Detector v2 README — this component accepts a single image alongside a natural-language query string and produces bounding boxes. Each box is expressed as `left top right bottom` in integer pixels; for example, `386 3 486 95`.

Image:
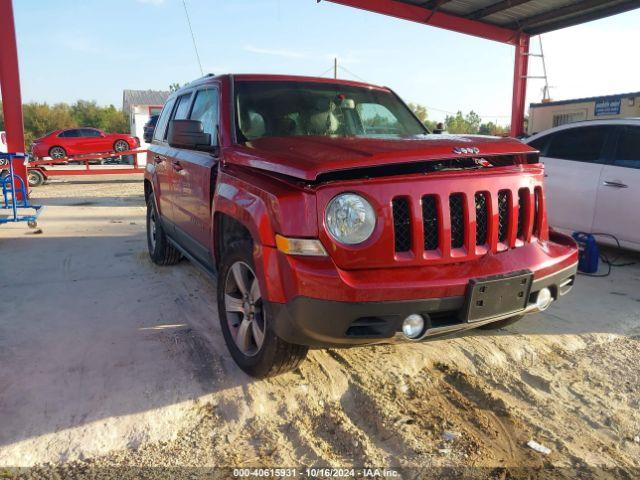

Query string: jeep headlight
325 193 376 245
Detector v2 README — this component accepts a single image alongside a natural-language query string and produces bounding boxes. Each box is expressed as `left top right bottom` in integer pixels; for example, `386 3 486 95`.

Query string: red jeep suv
144 74 578 378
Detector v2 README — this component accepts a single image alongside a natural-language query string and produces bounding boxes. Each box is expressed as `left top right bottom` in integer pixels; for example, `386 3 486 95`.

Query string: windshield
235 80 427 142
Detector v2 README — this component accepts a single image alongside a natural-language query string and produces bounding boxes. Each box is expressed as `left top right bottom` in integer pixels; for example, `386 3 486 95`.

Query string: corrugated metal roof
391 0 640 35
122 89 170 113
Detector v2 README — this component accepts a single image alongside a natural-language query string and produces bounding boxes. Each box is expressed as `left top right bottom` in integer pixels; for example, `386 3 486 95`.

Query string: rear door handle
172 160 183 172
603 180 628 188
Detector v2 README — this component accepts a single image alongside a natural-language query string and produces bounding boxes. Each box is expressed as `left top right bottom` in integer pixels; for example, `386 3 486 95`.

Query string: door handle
172 161 183 172
153 155 164 164
602 180 628 188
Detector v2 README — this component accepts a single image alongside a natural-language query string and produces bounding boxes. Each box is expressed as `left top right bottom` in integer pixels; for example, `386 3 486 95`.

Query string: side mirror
167 120 215 151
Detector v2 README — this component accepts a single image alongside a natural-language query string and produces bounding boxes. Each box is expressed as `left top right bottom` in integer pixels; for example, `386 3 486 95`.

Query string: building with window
122 89 170 148
528 91 640 135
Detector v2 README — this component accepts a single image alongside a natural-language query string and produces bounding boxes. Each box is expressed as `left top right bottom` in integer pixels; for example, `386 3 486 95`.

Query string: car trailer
24 149 148 187
0 152 43 228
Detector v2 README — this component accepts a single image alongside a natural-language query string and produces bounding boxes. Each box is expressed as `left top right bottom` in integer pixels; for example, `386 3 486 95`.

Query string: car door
171 86 220 265
79 128 106 154
592 125 640 248
533 125 612 234
148 97 177 222
158 92 194 229
58 129 80 154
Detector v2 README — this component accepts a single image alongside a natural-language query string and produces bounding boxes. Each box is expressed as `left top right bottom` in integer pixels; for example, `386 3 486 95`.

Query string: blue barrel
572 232 599 274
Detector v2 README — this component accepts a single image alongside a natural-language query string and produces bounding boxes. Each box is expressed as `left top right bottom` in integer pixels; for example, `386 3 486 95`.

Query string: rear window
546 126 610 163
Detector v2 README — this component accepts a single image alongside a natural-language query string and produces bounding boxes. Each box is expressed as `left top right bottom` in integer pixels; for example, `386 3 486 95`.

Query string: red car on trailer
31 128 139 160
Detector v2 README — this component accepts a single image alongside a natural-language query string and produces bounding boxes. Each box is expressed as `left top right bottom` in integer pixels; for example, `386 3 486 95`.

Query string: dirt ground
1 176 639 479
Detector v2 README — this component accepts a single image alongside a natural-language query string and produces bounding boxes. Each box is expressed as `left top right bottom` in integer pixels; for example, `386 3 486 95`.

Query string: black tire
48 146 66 159
27 170 45 187
114 140 130 153
146 195 182 266
217 242 308 378
478 314 525 330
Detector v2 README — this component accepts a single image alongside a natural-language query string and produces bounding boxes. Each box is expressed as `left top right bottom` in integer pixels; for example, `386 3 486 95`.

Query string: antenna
525 35 553 102
182 0 204 76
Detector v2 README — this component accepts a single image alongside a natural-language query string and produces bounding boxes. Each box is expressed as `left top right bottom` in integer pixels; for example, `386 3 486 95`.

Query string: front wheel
217 242 308 378
114 140 130 153
146 196 182 266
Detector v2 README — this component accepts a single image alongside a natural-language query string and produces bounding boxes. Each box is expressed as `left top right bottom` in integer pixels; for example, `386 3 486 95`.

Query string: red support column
510 33 530 138
0 0 28 196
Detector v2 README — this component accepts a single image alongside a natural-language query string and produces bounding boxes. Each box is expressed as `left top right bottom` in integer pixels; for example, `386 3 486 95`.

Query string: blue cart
0 152 43 227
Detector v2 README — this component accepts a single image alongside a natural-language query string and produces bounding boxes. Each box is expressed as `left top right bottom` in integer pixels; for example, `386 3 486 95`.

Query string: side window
189 88 219 145
81 129 101 137
153 98 176 142
528 134 551 155
60 129 80 138
173 93 193 120
546 126 609 163
613 126 640 169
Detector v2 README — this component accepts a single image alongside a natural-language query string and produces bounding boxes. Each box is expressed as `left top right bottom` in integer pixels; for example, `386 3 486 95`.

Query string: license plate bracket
462 270 533 322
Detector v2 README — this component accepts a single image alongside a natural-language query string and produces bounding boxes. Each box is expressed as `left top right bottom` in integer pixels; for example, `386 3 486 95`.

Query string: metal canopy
402 0 640 36
327 0 640 43
324 0 640 137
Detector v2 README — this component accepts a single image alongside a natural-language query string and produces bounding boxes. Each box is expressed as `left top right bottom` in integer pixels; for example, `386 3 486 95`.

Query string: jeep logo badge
453 147 480 155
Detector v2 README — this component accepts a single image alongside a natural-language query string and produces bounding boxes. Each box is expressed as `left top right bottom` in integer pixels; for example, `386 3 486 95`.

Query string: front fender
213 169 318 303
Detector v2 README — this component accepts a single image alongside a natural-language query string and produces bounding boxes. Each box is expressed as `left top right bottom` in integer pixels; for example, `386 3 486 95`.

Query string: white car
525 119 640 251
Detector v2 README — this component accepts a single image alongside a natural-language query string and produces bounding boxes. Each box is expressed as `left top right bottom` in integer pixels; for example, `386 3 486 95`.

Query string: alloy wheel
50 147 65 159
148 207 157 251
224 261 265 357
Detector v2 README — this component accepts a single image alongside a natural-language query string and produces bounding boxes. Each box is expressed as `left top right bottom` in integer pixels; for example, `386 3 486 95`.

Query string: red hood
227 135 535 181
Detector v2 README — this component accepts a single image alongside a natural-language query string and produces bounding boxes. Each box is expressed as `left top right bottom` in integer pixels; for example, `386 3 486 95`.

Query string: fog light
535 288 553 311
402 314 425 339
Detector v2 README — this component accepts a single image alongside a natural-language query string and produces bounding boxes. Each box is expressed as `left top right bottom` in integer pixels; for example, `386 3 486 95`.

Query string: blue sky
13 0 640 125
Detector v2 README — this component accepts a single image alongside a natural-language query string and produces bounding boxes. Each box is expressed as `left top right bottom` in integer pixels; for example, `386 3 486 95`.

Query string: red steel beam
510 34 530 137
0 0 28 197
325 0 519 44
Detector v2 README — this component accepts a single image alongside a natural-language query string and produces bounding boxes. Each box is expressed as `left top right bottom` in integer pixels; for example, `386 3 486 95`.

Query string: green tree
408 102 436 131
444 110 482 134
479 121 510 136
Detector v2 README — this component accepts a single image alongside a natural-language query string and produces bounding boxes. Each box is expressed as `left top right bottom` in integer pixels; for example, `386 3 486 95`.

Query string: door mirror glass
167 119 214 151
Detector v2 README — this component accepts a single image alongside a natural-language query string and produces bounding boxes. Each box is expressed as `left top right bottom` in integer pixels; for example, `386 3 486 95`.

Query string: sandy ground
1 176 639 478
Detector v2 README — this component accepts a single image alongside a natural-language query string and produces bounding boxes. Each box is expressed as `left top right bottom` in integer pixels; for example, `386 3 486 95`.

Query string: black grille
422 195 439 251
449 194 465 249
517 188 528 238
392 197 412 252
475 192 488 246
498 190 510 243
